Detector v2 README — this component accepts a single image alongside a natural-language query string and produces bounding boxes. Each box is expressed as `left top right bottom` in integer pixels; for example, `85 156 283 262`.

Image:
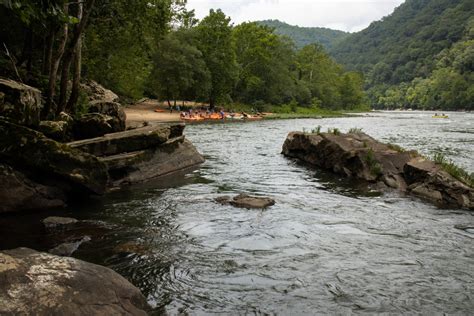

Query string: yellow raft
432 115 449 119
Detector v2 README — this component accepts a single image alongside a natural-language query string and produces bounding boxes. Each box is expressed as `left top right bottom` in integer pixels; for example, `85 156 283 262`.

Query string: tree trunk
66 34 82 112
42 25 55 76
57 0 95 115
43 5 69 119
66 0 84 113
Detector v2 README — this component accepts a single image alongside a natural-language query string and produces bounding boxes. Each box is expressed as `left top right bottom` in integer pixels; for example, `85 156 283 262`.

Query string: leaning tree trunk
42 5 69 119
66 0 84 112
57 0 95 116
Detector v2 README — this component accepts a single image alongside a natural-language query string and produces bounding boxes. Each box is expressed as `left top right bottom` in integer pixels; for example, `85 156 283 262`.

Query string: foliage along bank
0 2 368 116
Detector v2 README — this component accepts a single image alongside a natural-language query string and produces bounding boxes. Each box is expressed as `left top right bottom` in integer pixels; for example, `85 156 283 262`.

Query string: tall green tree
233 22 295 105
196 9 237 108
147 30 210 105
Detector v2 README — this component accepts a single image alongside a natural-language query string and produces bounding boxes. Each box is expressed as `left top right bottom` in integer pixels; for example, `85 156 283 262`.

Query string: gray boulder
73 113 116 140
88 100 126 132
282 131 473 209
68 124 204 188
81 80 120 103
0 248 149 315
216 194 275 209
0 78 42 126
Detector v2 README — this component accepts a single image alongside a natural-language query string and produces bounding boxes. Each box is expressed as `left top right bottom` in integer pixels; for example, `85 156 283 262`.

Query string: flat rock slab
0 118 108 195
68 123 185 157
216 194 275 209
0 248 149 315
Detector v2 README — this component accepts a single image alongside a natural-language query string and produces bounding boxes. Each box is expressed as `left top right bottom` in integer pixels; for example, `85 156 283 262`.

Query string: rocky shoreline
0 78 205 314
282 131 473 209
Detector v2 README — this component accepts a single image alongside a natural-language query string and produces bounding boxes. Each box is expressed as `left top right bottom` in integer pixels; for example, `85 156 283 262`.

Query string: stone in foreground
282 131 473 209
0 248 149 315
216 194 275 209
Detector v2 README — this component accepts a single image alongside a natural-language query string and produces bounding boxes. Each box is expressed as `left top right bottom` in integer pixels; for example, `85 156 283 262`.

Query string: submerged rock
0 78 42 126
216 194 275 209
48 236 91 256
42 216 79 229
0 248 149 315
282 131 473 209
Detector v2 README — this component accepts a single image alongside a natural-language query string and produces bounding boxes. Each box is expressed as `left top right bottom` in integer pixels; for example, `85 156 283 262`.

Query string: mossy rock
0 118 108 194
38 120 71 142
0 78 42 127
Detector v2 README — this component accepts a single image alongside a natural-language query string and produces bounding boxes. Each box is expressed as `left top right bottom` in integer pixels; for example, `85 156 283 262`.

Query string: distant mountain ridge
329 0 473 110
257 20 349 49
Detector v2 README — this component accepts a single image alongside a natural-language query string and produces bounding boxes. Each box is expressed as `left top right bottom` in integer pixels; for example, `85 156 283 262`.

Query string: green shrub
387 143 406 152
432 153 474 187
348 127 363 134
365 148 383 177
327 127 341 135
311 125 322 134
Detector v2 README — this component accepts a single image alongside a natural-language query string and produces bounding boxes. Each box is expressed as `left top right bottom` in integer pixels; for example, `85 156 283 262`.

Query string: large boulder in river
68 123 204 188
0 118 108 194
0 247 149 315
0 78 42 126
282 131 473 209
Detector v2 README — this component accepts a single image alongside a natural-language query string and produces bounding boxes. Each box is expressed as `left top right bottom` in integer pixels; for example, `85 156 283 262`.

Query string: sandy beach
124 99 182 127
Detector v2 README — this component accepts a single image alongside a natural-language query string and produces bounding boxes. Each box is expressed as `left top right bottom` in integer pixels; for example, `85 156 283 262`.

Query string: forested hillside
0 2 367 117
331 0 474 110
258 20 349 49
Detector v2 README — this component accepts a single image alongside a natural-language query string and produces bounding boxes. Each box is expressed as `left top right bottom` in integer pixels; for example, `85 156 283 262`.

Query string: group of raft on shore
179 108 265 122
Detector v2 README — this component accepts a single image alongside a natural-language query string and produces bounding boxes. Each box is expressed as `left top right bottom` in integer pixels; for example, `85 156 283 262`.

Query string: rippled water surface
1 111 473 314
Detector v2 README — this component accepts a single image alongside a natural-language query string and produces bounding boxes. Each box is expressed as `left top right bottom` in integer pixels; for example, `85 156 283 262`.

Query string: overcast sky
186 0 405 32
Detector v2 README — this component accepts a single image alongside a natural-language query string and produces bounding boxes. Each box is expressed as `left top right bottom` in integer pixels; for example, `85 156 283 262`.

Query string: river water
1 111 473 314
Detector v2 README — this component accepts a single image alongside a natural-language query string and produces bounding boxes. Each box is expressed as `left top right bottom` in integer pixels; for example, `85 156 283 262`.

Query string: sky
186 0 406 32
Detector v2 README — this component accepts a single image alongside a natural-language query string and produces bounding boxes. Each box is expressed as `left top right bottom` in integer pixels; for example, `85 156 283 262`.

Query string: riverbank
124 99 360 126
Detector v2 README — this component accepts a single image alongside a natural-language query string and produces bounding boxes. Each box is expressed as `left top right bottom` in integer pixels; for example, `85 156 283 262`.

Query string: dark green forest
1 0 471 115
0 0 366 119
330 0 474 110
257 20 349 50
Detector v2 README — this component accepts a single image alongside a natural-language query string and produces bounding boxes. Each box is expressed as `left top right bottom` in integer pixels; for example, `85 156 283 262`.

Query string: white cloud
186 0 405 32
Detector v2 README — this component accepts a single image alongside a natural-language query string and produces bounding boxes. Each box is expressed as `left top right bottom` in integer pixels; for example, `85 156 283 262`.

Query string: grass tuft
432 153 474 187
348 127 363 134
